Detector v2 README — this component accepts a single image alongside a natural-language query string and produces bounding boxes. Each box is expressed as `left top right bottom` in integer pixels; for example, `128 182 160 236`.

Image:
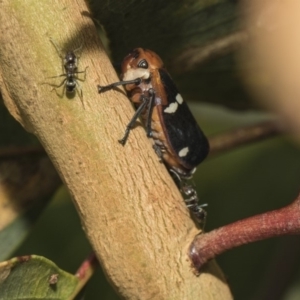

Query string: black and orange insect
98 48 209 225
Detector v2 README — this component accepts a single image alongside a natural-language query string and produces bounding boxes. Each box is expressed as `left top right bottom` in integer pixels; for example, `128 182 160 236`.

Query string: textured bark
0 1 232 299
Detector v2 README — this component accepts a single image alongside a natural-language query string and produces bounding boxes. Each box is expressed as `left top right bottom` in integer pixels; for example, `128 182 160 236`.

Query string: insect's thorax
65 64 77 74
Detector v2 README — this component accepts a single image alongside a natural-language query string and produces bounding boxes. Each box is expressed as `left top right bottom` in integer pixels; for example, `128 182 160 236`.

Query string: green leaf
0 255 79 300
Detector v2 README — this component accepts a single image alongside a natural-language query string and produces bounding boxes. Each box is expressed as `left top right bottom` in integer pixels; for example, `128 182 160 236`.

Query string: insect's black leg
118 94 150 145
47 73 67 79
51 79 67 98
145 89 155 138
75 66 89 81
98 78 141 93
46 77 67 89
74 80 85 108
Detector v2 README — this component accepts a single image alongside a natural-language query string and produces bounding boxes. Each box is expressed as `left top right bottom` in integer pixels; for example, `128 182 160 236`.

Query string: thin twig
173 31 248 74
0 146 46 160
208 120 283 157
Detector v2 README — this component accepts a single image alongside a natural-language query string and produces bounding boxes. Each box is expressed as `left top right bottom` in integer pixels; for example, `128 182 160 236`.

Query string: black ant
170 169 207 228
44 38 88 107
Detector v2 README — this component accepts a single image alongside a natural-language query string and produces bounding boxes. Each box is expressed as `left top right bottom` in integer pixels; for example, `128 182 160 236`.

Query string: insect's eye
138 59 148 69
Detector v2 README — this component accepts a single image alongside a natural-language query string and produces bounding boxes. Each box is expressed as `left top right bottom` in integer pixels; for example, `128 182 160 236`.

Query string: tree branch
0 1 231 299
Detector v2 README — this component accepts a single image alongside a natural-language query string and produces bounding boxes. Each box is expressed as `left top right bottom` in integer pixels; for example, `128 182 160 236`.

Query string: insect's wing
158 69 209 169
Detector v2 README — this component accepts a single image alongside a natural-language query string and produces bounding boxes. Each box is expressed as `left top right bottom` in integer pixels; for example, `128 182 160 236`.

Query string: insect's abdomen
157 69 209 174
162 103 209 170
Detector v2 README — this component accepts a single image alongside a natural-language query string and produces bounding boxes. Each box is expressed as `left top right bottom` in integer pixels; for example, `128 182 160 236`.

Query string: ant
44 38 88 107
170 169 207 228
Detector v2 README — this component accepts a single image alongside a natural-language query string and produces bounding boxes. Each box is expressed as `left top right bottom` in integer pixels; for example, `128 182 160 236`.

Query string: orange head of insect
121 48 164 82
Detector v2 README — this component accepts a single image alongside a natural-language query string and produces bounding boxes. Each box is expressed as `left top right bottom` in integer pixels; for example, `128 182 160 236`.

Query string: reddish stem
68 253 99 299
189 193 300 271
69 253 99 299
75 252 98 280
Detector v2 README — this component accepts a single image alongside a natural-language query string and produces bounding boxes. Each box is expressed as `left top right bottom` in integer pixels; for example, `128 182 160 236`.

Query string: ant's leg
75 66 89 81
46 77 67 89
47 73 67 79
51 80 66 98
75 80 85 108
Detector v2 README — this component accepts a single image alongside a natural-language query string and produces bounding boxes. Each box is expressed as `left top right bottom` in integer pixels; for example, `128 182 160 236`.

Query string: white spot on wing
176 94 183 104
164 102 178 113
123 69 150 81
178 147 189 157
